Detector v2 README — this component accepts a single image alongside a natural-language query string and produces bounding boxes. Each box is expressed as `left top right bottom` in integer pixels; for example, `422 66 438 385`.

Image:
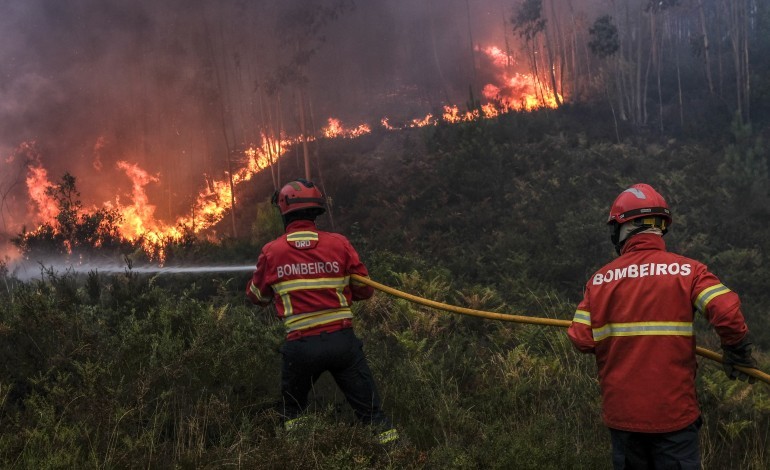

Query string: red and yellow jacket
246 220 374 340
568 234 748 433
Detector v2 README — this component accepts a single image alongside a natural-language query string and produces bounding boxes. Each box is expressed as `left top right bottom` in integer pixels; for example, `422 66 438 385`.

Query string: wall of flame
2 42 559 262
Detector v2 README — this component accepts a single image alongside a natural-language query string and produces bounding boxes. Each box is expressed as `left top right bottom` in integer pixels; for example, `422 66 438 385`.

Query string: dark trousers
280 328 390 428
610 417 702 470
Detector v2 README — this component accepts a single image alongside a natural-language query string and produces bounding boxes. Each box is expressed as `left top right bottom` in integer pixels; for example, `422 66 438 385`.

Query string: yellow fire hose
351 274 770 387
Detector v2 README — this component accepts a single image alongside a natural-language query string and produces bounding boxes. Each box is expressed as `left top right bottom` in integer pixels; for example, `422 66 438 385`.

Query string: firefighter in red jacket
568 183 756 469
246 179 398 445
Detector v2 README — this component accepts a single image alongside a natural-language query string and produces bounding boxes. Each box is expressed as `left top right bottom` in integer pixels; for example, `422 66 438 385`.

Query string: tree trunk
428 0 453 105
276 93 284 186
724 0 750 124
257 86 279 191
569 10 579 99
308 96 334 231
697 0 715 94
297 86 311 180
545 0 564 104
635 20 643 125
676 40 684 129
204 20 238 237
741 0 750 123
464 0 478 103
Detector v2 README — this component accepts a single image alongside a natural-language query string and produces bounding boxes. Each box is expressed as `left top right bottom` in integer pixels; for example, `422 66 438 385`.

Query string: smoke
0 0 524 251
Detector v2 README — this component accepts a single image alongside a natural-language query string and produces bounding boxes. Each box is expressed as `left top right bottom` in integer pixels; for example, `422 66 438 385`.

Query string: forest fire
479 46 561 112
25 163 59 223
113 161 160 241
16 134 289 260
322 118 371 138
9 43 559 262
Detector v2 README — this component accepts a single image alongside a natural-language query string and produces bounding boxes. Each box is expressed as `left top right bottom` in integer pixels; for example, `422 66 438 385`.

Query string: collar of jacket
620 232 666 255
285 219 317 233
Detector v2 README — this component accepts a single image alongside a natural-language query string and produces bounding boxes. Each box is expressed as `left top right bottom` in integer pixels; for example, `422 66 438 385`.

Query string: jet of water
8 258 255 281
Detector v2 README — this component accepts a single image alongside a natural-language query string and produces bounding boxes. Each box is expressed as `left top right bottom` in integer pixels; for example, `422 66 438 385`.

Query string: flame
169 134 289 240
485 46 511 67
114 161 160 241
322 118 371 138
323 118 343 137
479 46 561 111
14 42 561 262
442 106 478 123
410 114 436 127
26 164 58 223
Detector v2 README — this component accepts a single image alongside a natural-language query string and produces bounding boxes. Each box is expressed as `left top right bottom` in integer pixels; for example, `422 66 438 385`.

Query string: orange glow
323 118 343 137
484 46 511 67
16 42 560 261
410 114 436 127
114 161 160 242
26 164 58 223
323 118 371 138
479 46 561 111
481 103 500 118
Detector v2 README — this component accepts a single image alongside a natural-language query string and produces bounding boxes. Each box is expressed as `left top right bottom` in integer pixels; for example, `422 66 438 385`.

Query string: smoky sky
0 0 546 250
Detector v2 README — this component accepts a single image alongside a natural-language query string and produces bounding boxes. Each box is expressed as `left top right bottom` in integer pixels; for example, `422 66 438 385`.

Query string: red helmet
607 183 672 226
272 179 326 215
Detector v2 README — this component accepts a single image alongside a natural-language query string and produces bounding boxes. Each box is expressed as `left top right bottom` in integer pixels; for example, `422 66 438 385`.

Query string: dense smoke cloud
0 0 537 258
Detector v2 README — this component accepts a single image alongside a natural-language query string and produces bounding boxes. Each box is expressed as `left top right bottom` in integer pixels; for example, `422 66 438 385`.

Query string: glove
722 338 757 384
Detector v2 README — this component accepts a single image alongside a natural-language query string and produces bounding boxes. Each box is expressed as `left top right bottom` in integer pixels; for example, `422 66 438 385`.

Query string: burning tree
12 174 132 259
511 0 563 108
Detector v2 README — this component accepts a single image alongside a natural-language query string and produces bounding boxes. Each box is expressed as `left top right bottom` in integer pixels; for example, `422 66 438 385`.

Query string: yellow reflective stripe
276 276 351 319
377 428 400 444
274 276 349 295
694 283 731 313
248 283 271 303
286 231 318 242
284 415 311 431
284 309 353 332
572 309 591 326
280 293 293 317
592 321 693 342
336 286 349 307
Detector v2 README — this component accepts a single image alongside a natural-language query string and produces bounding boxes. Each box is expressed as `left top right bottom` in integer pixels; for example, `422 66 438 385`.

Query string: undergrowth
1 266 767 469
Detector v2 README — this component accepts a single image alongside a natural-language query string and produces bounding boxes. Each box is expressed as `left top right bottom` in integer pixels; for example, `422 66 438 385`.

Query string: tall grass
0 261 768 468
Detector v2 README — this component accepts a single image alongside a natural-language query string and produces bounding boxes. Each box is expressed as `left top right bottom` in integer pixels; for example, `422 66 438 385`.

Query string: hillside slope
235 111 770 347
4 109 770 468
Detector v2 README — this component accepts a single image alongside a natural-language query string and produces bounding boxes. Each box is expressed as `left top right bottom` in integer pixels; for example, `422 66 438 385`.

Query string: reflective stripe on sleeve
280 293 293 317
377 428 400 444
284 415 311 432
592 321 693 342
694 283 731 314
572 309 591 326
249 283 271 303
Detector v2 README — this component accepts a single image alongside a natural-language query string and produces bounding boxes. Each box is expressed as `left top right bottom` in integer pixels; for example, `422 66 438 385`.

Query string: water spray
6 259 767 385
8 259 254 281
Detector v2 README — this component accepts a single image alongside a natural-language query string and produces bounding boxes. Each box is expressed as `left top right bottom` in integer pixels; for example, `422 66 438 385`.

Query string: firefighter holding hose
568 183 756 469
246 178 398 445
